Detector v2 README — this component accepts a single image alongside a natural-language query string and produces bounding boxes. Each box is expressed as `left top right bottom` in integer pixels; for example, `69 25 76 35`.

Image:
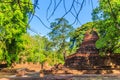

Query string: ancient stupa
76 30 99 54
65 30 120 70
65 30 100 69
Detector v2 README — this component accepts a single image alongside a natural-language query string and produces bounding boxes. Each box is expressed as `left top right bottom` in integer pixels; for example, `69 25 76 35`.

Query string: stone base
65 53 120 70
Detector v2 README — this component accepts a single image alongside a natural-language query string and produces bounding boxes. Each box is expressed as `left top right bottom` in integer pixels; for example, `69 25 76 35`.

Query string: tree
92 0 120 54
19 34 45 63
0 0 33 65
48 18 74 61
18 33 58 65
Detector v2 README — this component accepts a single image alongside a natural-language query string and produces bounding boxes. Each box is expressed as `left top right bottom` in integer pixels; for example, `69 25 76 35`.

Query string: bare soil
1 63 120 80
1 74 120 80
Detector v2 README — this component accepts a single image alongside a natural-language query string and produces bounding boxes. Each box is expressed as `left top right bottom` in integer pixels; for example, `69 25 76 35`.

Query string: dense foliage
0 0 33 65
92 0 120 54
18 34 56 65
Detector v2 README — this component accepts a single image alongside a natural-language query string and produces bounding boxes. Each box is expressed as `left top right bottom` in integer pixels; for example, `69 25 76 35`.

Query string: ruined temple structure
76 30 99 54
65 30 120 70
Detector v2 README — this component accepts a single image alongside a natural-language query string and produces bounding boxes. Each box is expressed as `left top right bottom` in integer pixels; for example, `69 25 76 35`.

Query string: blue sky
28 0 99 36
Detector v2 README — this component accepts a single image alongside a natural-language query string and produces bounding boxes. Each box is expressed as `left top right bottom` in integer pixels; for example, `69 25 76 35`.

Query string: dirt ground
1 63 120 80
1 74 120 80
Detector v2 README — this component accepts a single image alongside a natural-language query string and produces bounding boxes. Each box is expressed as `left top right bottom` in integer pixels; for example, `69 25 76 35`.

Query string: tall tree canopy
92 0 120 54
48 18 74 60
0 0 33 65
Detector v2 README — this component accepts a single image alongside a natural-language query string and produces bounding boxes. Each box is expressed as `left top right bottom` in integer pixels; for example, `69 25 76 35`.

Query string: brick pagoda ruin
76 30 99 54
65 30 120 70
